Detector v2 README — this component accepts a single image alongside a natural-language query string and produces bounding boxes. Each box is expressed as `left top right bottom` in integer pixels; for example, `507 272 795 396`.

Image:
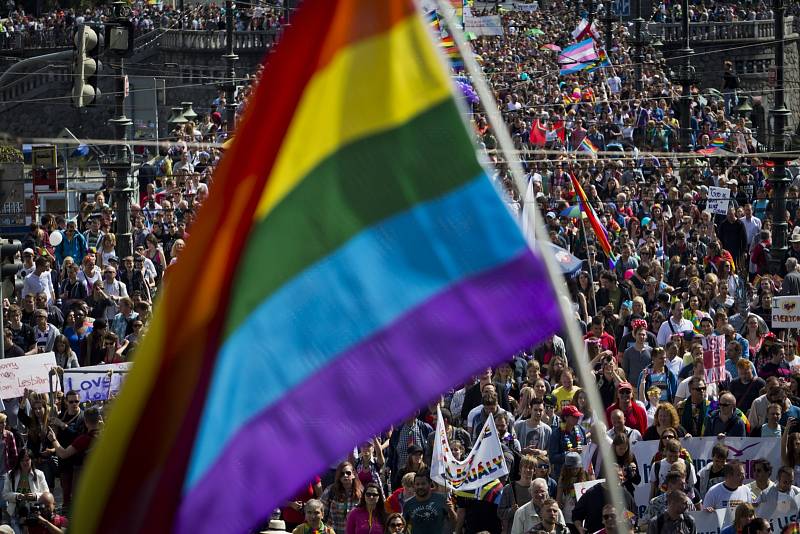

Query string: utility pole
674 0 697 150
108 1 133 259
769 0 791 273
602 0 614 55
631 0 645 92
223 0 239 133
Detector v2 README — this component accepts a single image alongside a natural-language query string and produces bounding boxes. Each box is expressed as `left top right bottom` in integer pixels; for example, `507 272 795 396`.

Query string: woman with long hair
643 403 686 441
545 355 567 392
17 394 57 489
556 453 591 524
346 482 386 534
98 232 117 268
53 334 79 370
2 449 48 532
321 461 363 534
743 314 768 360
384 513 406 534
611 433 641 496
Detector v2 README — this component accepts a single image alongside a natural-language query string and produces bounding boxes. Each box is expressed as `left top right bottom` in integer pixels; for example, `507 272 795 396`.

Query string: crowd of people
1 0 800 532
0 0 286 50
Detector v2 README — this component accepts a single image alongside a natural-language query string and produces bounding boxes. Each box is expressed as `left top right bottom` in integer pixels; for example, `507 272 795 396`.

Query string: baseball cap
22 248 34 255
561 405 584 419
617 381 633 392
544 394 557 407
407 444 423 455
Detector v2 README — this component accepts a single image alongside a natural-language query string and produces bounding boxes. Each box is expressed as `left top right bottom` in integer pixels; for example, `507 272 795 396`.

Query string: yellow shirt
552 386 580 412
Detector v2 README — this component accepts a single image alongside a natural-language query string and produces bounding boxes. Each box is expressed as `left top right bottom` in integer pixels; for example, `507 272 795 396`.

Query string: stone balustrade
0 64 70 110
652 17 794 43
158 29 281 53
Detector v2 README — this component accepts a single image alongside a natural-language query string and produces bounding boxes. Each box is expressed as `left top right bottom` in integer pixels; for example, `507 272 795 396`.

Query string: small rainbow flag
570 173 617 266
711 135 726 147
426 9 440 33
71 2 562 533
577 136 598 156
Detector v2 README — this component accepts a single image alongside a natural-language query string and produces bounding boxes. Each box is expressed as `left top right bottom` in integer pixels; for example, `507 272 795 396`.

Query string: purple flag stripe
176 251 562 534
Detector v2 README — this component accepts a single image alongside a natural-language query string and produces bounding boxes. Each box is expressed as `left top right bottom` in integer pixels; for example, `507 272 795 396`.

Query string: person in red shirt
48 405 102 503
605 382 648 436
585 316 618 357
282 477 323 530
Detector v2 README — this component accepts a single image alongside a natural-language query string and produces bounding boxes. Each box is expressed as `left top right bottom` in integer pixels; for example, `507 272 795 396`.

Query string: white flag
430 406 509 491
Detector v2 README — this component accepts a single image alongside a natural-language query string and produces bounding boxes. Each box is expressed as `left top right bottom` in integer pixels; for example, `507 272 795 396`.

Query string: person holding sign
755 466 800 518
702 461 754 512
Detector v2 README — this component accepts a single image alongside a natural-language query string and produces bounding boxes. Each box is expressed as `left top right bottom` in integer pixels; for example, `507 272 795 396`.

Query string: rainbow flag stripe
72 2 561 534
570 173 617 266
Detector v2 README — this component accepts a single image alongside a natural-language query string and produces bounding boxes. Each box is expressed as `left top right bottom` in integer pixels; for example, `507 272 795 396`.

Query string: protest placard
0 352 56 399
574 479 604 502
703 335 726 385
514 2 539 11
631 437 783 519
707 187 731 215
63 362 133 402
465 15 504 36
688 509 726 534
772 296 800 328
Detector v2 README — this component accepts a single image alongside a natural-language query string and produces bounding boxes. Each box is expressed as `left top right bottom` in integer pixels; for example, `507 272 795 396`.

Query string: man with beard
403 472 455 534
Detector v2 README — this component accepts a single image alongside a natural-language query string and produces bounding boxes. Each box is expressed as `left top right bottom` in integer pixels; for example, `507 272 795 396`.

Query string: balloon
49 231 62 247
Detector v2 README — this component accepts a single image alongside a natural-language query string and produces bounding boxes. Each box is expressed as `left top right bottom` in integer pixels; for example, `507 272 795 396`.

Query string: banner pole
433 3 631 532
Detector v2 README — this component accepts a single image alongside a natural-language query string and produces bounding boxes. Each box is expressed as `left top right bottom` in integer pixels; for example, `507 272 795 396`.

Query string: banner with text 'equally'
431 406 508 491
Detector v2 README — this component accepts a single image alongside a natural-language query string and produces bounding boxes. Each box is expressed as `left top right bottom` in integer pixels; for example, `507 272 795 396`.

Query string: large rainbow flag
72 1 561 533
570 173 617 266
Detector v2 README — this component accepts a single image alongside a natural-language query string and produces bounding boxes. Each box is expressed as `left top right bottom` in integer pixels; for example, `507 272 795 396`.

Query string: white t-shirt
702 482 754 510
656 458 697 488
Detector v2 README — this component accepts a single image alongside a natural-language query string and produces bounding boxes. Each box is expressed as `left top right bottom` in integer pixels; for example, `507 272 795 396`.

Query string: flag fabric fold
72 1 562 534
569 173 617 265
529 118 547 147
558 39 598 66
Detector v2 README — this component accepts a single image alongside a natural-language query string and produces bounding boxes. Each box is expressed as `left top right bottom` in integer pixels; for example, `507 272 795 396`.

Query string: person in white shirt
510 478 566 534
656 301 694 347
101 265 128 321
21 256 55 306
748 459 776 500
756 466 800 518
703 461 754 511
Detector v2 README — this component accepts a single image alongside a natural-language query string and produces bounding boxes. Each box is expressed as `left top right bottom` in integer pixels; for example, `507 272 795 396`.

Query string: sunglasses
389 523 405 529
341 471 354 477
365 493 380 498
537 464 550 469
603 514 617 520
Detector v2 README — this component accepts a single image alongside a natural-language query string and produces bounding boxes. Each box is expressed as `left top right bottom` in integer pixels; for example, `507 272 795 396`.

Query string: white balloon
49 231 62 247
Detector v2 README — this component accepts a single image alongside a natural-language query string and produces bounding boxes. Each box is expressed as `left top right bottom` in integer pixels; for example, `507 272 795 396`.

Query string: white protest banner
703 335 726 385
707 187 731 215
631 437 783 519
63 362 133 402
0 352 56 399
514 2 539 11
687 509 726 534
772 296 800 328
575 479 604 502
766 504 800 532
431 406 508 491
464 14 504 36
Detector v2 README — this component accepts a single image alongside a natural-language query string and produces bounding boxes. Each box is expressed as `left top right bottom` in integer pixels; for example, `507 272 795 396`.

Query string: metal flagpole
433 3 631 533
580 214 598 315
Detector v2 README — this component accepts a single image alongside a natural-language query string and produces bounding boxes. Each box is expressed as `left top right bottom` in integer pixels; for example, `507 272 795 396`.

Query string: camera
16 501 46 526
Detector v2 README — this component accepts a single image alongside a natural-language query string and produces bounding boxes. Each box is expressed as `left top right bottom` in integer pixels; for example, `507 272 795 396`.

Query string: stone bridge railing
158 29 281 53
653 17 795 43
0 64 70 111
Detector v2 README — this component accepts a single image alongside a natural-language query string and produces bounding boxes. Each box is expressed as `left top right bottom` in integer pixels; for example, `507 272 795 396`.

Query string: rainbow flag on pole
570 173 617 266
72 1 562 533
576 137 598 156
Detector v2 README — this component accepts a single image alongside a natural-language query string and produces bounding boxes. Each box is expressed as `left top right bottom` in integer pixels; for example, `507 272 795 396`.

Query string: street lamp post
223 0 239 133
769 0 791 273
108 1 133 259
631 0 645 92
674 0 697 150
